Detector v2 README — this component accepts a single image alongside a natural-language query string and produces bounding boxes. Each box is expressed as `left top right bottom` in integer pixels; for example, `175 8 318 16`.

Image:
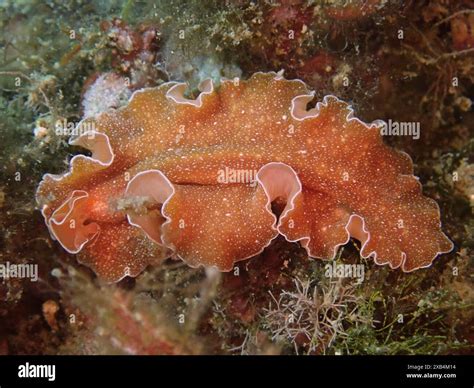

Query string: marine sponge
36 72 453 282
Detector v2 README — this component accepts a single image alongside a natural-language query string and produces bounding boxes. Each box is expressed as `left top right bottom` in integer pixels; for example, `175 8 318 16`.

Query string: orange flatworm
36 72 453 282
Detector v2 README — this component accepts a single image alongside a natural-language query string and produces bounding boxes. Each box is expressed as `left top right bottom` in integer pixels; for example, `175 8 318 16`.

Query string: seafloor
0 0 472 355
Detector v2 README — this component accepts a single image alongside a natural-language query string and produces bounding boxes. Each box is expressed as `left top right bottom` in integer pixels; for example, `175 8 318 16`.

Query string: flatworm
36 72 453 282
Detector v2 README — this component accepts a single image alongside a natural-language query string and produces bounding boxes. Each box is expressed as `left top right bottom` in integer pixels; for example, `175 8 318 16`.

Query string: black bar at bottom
0 355 472 387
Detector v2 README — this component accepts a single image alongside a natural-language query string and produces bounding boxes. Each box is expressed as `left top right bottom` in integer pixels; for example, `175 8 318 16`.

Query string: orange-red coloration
36 73 453 282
